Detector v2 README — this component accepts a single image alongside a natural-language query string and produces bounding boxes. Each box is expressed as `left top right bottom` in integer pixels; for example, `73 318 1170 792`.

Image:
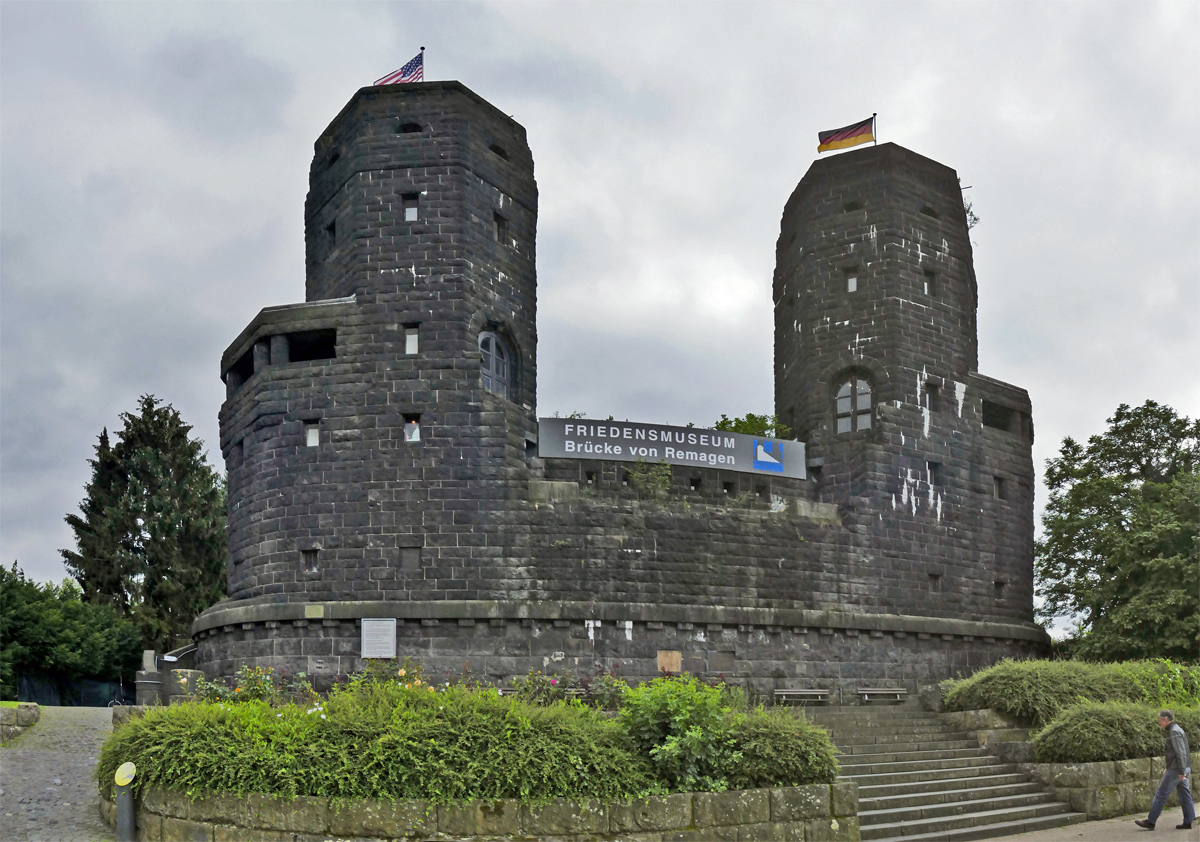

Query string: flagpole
421 46 425 80
873 112 878 145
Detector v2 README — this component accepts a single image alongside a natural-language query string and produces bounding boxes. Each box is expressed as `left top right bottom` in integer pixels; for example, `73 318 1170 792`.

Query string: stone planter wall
100 782 859 841
0 702 39 742
1019 753 1200 820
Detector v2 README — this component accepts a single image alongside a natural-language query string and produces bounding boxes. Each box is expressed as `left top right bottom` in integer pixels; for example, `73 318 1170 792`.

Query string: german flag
817 116 875 153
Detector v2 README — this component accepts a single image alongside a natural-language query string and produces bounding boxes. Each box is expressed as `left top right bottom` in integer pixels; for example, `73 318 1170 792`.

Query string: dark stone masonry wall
194 81 1048 696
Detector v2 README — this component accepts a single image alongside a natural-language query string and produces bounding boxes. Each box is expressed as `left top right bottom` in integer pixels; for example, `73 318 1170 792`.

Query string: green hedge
943 658 1200 726
1032 702 1200 763
98 671 838 803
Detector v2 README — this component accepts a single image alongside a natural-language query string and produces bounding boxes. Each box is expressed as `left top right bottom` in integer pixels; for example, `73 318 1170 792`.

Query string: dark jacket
1165 722 1191 775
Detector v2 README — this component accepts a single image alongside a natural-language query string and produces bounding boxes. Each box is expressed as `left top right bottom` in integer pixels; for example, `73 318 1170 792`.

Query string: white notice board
361 618 397 659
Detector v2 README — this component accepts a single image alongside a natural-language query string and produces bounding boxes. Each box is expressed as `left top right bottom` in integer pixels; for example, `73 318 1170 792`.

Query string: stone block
805 815 860 841
735 821 790 841
244 794 329 833
831 782 858 817
995 741 1035 763
0 707 15 726
142 788 190 819
212 825 291 842
609 793 693 833
1052 761 1115 789
187 793 250 826
99 797 116 828
770 785 830 822
136 810 162 842
329 797 432 838
521 797 606 835
16 702 39 727
437 799 520 837
159 815 212 842
917 684 943 712
1115 757 1151 784
0 724 20 742
1070 785 1125 819
1124 780 1154 814
693 789 769 827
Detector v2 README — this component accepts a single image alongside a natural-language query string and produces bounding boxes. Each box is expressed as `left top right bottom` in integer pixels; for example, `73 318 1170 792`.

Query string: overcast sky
3 1 1197 599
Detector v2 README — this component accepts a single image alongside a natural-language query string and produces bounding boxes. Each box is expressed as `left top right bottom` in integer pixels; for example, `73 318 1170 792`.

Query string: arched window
479 332 512 400
835 377 872 433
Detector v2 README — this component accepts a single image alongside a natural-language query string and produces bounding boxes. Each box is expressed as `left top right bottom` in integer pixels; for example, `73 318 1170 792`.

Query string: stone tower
215 81 538 610
774 142 1035 624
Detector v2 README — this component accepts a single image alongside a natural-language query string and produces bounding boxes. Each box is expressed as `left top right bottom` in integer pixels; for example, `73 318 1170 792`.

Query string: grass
0 701 18 708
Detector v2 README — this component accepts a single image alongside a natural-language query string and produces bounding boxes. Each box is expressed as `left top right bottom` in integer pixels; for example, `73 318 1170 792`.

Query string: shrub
194 664 318 706
1032 702 1200 763
943 658 1200 726
97 680 660 804
721 709 839 789
619 675 734 790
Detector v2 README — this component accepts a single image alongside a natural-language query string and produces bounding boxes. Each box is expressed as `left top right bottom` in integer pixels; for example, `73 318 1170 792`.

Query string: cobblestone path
0 706 115 842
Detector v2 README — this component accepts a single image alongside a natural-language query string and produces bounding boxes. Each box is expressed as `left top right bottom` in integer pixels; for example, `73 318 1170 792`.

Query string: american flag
375 51 424 85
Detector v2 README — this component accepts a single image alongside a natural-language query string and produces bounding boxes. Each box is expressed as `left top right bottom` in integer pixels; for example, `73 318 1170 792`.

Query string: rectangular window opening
722 481 735 495
993 476 1007 500
755 484 767 499
993 580 1007 599
928 573 943 594
287 329 337 362
403 193 419 222
324 219 335 245
301 549 319 573
585 470 598 486
622 473 631 488
982 399 1017 432
927 461 941 486
494 212 508 245
403 414 421 443
404 325 419 355
809 465 823 488
925 383 940 413
924 270 937 296
846 271 858 293
305 423 320 448
689 477 701 492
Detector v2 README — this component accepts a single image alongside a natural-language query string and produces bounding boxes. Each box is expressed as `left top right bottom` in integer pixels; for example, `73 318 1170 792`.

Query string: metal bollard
114 761 136 842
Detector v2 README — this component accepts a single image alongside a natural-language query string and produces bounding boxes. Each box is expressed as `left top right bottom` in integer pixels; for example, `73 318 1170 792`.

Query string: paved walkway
0 706 115 842
995 810 1198 841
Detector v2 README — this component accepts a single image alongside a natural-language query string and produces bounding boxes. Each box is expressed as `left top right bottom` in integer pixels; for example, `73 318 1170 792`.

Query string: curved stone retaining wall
1019 754 1200 820
101 782 859 841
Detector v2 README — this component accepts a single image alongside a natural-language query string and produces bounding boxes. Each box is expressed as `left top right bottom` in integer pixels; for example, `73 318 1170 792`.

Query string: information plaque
360 618 397 659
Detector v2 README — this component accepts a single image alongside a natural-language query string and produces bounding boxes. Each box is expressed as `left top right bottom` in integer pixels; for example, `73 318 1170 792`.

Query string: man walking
1136 710 1194 831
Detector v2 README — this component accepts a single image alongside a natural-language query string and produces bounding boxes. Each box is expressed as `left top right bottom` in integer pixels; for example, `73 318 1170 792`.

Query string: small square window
993 476 1007 500
754 484 766 499
301 549 319 573
404 414 421 442
621 473 631 487
993 580 1007 599
722 481 735 495
403 193 419 222
924 270 937 296
689 477 701 492
585 470 597 486
404 326 419 355
305 423 320 447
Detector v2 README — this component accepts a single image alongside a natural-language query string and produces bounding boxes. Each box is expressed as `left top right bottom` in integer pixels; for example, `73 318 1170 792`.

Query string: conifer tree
62 396 226 651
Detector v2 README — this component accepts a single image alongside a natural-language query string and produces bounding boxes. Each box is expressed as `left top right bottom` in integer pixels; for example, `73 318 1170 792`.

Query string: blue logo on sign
753 439 784 473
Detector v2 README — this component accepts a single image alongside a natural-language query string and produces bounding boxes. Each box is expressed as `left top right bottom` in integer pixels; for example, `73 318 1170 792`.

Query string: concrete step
840 747 992 765
845 762 1021 787
861 810 1086 842
829 729 977 744
841 754 1000 777
840 739 980 755
856 772 1033 799
860 801 1080 841
861 781 1046 812
859 791 1058 825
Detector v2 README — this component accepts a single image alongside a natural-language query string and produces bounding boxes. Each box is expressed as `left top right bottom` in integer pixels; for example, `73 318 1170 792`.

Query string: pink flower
550 679 557 685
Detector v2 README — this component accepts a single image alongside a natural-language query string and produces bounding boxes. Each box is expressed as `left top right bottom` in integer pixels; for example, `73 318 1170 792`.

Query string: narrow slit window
924 270 937 297
305 423 320 447
846 271 858 293
324 219 335 245
399 122 422 134
621 472 631 487
489 143 508 160
404 414 421 443
404 326 419 355
494 212 508 245
993 476 1007 500
928 573 943 594
927 461 941 486
301 549 319 573
403 193 419 222
925 383 940 413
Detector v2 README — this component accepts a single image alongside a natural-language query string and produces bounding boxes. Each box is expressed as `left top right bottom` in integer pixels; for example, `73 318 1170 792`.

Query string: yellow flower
398 668 406 677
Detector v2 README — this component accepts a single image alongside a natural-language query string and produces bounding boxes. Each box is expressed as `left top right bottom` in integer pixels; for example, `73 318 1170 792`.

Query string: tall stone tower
774 142 1035 624
214 81 537 612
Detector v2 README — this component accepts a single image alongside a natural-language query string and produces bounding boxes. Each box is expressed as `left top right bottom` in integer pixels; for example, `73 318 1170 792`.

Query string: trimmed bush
98 682 660 804
722 709 839 789
619 675 733 791
1032 702 1199 763
943 658 1200 726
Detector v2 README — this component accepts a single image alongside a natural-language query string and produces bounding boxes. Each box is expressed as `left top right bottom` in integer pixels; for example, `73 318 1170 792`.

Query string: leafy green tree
62 395 227 652
0 563 143 699
713 413 793 439
1036 401 1199 661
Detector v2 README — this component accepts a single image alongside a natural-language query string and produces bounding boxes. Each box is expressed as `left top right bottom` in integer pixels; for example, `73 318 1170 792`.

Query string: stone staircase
808 707 1086 841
